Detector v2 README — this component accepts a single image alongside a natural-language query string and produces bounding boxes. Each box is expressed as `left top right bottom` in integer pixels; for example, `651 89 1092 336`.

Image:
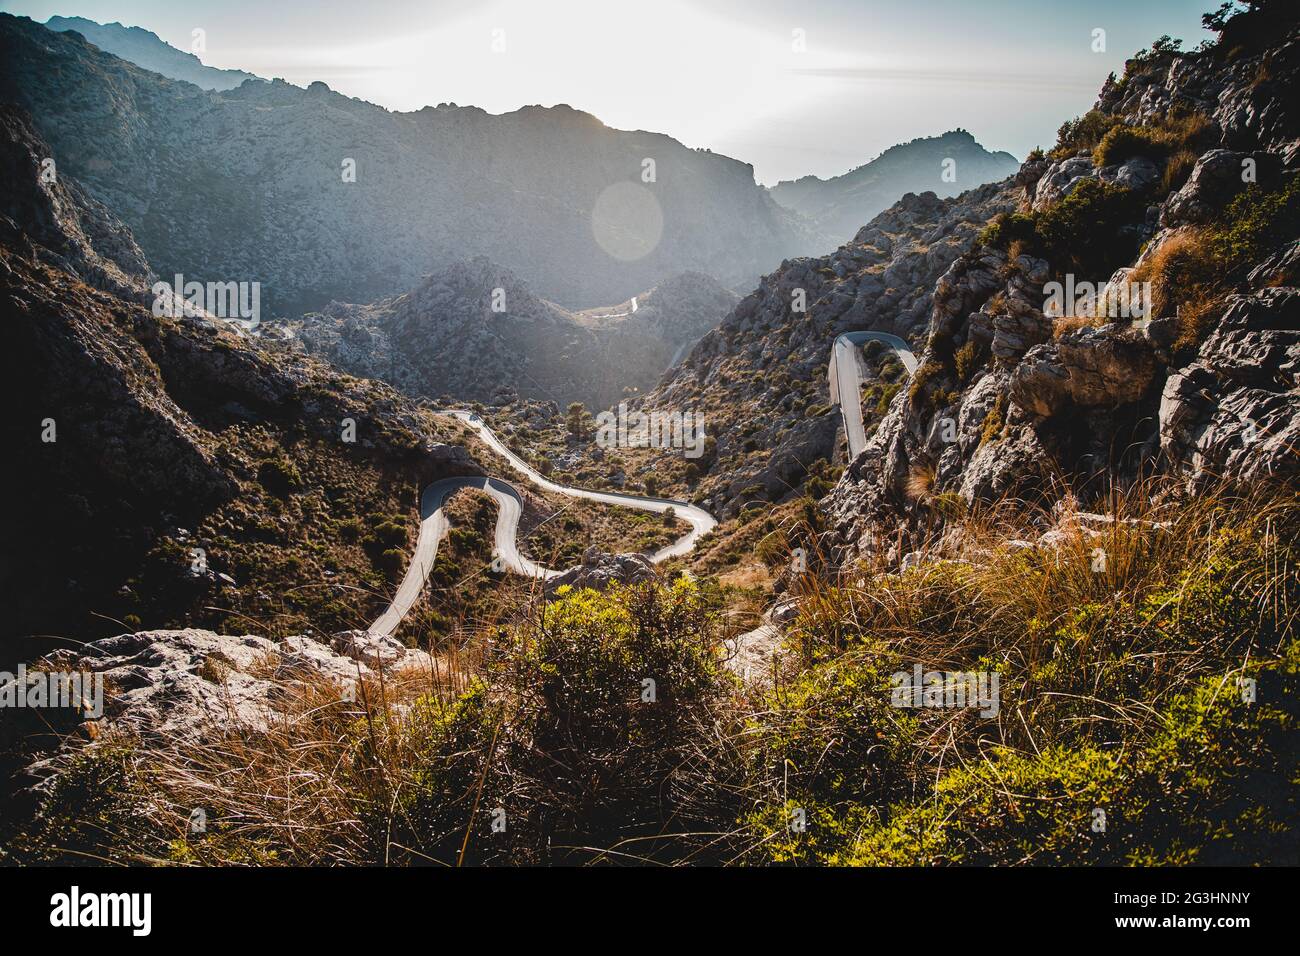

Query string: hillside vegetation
6 480 1294 865
2 1 1297 867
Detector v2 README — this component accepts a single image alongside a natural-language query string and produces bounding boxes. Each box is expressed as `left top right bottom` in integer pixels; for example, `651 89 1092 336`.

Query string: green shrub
1036 178 1146 278
977 212 1037 251
835 663 1298 865
370 518 407 548
741 655 918 863
873 381 902 415
4 745 154 865
486 578 730 862
1093 112 1213 173
1092 124 1168 167
741 487 1300 866
376 547 405 576
1211 175 1300 268
373 578 735 865
1051 109 1122 160
364 683 505 865
256 456 302 496
1121 34 1183 81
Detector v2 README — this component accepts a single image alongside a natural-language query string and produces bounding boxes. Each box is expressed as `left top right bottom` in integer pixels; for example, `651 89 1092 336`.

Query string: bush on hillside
740 482 1300 865
1051 110 1121 160
1130 174 1300 351
1036 178 1148 277
256 456 302 496
384 577 734 864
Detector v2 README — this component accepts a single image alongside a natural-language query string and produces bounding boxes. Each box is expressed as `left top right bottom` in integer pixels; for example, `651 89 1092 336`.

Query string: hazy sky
3 0 1216 184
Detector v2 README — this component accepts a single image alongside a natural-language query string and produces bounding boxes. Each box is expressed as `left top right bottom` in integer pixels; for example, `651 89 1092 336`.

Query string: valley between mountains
1 4 1298 868
364 326 915 639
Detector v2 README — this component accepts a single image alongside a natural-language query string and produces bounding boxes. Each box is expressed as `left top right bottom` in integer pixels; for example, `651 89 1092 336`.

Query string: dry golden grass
1162 147 1199 194
1131 229 1205 310
904 463 936 502
717 562 774 591
88 636 492 865
787 475 1298 755
15 477 1296 867
1129 228 1222 350
1051 311 1107 337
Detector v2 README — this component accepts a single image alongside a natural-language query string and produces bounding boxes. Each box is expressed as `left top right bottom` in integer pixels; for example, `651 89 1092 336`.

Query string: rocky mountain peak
0 12 819 313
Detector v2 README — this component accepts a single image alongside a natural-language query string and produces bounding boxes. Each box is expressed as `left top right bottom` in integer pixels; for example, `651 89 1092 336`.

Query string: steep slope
0 13 815 313
821 10 1300 560
632 183 1019 517
770 130 1020 247
626 6 1298 545
284 261 738 410
0 103 154 298
44 16 259 90
0 105 479 657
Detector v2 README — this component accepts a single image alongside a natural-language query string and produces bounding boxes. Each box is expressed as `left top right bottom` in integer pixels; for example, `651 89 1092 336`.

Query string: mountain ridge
282 259 738 410
0 13 818 313
44 15 259 90
769 129 1020 246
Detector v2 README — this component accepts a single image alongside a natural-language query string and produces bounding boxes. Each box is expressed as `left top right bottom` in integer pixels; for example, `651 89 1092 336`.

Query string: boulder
957 423 1054 503
1161 149 1277 227
723 624 785 683
1032 155 1096 210
1099 155 1161 193
26 628 431 739
1159 288 1300 487
545 548 656 595
1011 326 1158 418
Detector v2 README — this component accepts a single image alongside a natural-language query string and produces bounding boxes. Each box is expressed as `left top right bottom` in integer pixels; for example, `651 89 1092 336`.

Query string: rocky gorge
633 15 1298 567
0 2 1296 870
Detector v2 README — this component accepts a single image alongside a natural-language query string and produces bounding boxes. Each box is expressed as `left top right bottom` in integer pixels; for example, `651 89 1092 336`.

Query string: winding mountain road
370 331 916 638
828 331 917 459
367 412 716 637
449 411 715 560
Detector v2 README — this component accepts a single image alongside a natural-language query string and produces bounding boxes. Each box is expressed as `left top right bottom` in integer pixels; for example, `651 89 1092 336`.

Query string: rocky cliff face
825 14 1299 562
0 13 816 314
0 104 479 654
283 260 737 411
639 184 1019 518
633 7 1297 549
0 103 153 298
770 129 1020 247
